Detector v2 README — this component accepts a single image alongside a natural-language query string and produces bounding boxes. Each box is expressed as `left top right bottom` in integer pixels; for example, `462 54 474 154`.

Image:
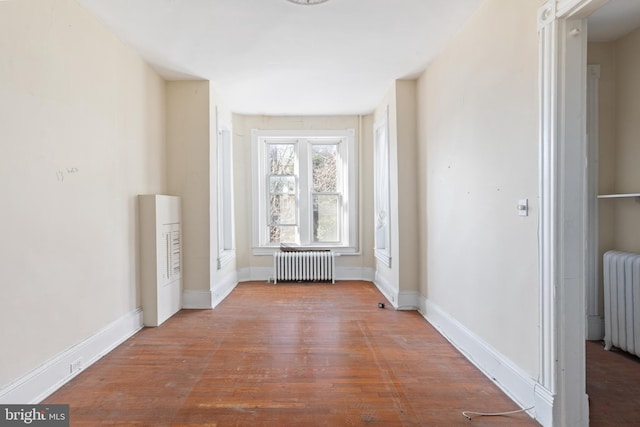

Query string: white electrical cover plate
518 199 528 216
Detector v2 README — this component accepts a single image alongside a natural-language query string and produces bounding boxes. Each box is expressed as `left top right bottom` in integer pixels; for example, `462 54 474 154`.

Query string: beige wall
0 0 166 387
166 81 211 292
588 41 616 253
416 0 541 375
232 115 374 276
588 41 616 317
395 81 419 295
613 26 640 252
167 82 236 298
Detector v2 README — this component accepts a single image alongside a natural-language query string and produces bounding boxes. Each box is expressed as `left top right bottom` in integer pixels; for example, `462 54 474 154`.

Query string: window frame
216 109 235 269
251 128 357 255
373 106 392 267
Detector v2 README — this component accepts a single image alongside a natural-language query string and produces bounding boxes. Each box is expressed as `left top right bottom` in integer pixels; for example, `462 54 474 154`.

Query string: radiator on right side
603 250 640 357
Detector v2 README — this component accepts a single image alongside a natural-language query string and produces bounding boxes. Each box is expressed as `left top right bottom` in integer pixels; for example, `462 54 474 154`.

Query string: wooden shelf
597 193 640 199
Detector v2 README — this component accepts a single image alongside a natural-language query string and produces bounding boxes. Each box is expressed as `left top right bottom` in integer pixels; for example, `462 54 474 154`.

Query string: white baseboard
237 267 272 282
533 382 554 427
336 267 375 281
0 308 143 404
182 290 214 309
372 272 420 311
586 315 604 341
397 291 419 310
211 272 238 309
421 297 550 425
373 272 397 307
183 272 239 309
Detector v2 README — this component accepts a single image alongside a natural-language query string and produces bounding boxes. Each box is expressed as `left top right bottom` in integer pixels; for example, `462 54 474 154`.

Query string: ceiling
77 0 640 116
77 0 483 115
588 0 640 41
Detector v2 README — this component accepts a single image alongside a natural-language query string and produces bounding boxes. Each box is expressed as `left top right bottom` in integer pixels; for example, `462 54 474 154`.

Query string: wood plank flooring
586 340 640 426
44 281 537 426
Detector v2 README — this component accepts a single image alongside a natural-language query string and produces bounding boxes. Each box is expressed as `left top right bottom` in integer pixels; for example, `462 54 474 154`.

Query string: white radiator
273 251 335 284
603 250 640 357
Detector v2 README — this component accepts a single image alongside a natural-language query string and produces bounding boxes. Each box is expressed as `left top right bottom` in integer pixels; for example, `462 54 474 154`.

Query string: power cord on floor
461 406 534 421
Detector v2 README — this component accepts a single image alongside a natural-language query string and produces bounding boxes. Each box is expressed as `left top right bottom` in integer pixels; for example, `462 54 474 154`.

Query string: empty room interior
2 0 640 426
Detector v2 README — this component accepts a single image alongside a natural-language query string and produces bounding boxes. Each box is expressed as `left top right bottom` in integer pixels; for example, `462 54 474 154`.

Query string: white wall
232 115 374 281
0 0 166 390
416 0 541 377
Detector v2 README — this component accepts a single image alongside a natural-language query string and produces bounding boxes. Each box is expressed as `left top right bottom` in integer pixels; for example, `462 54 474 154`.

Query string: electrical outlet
70 358 83 374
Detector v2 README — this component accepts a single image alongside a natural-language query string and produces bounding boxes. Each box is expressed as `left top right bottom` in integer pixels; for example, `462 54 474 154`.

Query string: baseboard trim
373 272 397 307
183 273 239 310
421 298 543 423
237 267 272 282
397 291 419 310
533 382 554 427
0 308 143 404
182 290 215 309
211 272 239 309
336 267 375 281
586 315 604 341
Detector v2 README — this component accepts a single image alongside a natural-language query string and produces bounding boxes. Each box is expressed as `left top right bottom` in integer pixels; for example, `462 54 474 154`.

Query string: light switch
518 199 528 216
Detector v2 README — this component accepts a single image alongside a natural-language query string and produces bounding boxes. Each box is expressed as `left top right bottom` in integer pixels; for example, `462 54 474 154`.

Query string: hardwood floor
586 340 640 426
44 281 537 426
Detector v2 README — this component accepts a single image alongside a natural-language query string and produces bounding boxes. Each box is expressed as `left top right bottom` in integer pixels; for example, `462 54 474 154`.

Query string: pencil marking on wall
56 167 79 183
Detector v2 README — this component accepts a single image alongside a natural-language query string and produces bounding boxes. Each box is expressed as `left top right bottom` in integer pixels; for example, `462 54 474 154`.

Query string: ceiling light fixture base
286 0 330 5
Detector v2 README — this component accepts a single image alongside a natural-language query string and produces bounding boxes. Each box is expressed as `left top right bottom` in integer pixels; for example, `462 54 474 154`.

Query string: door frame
538 0 608 425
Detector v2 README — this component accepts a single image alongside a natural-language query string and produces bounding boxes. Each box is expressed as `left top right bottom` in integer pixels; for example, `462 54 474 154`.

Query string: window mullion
298 139 310 245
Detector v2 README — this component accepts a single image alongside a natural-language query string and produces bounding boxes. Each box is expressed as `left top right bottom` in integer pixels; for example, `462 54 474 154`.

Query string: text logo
0 405 69 426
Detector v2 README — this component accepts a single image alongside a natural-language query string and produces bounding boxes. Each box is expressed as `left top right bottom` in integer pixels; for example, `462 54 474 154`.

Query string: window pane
270 194 296 225
269 176 295 194
270 226 297 244
313 194 339 242
269 144 296 175
312 145 337 192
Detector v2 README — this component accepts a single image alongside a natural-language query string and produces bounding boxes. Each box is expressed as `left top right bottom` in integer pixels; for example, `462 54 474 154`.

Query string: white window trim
251 128 357 255
216 109 235 269
373 106 392 267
